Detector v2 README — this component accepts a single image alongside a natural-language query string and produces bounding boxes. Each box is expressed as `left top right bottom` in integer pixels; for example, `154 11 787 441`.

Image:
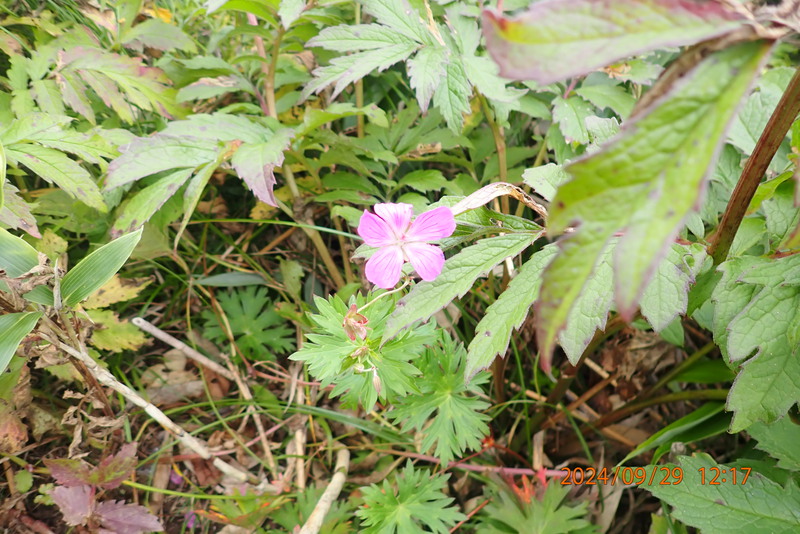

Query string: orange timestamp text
560 466 752 485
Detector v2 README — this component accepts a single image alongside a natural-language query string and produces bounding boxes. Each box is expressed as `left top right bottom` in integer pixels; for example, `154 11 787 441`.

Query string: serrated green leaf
105 135 220 190
112 168 193 236
408 46 447 112
552 95 593 144
749 417 800 472
433 60 471 133
728 86 783 156
575 83 636 117
391 333 490 464
641 243 707 332
466 246 556 380
537 42 770 363
31 79 65 116
357 462 465 534
363 0 435 45
304 42 419 99
522 163 570 203
6 144 107 212
0 227 39 278
723 255 800 431
122 18 196 52
482 0 748 83
641 454 800 533
384 232 540 341
60 229 143 307
480 483 595 534
0 312 42 376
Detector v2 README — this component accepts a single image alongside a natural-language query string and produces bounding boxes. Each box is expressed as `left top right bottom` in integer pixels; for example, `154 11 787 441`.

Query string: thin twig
43 335 252 484
299 448 350 534
131 318 236 381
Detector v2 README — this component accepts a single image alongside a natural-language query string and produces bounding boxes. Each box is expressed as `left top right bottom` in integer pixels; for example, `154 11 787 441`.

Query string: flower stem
708 65 800 265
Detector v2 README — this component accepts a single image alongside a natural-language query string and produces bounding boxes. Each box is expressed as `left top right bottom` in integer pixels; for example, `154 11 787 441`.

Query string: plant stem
591 389 728 429
709 65 800 265
479 93 509 213
355 3 364 138
247 13 282 119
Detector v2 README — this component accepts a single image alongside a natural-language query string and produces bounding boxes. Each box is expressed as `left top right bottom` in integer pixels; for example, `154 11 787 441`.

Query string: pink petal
374 203 413 236
365 246 405 289
358 211 395 247
405 206 455 242
404 243 445 281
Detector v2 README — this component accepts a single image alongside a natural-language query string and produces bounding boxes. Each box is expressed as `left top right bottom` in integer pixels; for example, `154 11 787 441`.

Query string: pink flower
357 203 455 289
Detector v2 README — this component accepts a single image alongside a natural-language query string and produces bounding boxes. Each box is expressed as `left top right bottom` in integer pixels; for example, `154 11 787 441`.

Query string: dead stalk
299 448 350 534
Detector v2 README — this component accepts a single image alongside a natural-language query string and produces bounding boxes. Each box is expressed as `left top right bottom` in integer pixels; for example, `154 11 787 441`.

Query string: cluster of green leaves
201 286 294 360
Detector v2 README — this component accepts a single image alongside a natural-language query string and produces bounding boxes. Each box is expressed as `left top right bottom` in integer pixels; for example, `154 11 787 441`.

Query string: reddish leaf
91 441 138 489
50 485 93 526
96 500 164 534
45 459 93 487
482 0 748 83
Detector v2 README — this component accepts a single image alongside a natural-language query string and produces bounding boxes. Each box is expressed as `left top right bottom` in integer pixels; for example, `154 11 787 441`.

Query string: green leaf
122 18 196 52
0 183 40 238
720 254 800 431
728 86 783 156
537 42 770 363
0 227 40 277
231 129 294 206
640 243 707 332
433 60 471 133
552 96 593 144
6 144 107 212
748 417 800 472
0 140 5 212
466 246 555 380
384 232 541 341
621 402 726 465
479 483 595 534
390 333 490 464
297 104 386 137
112 168 194 236
356 462 465 534
407 46 447 112
60 229 143 307
522 163 570 202
31 79 65 116
398 169 447 192
194 272 268 287
278 0 305 29
105 135 220 190
482 0 748 83
0 312 42 376
575 83 636 117
641 454 800 533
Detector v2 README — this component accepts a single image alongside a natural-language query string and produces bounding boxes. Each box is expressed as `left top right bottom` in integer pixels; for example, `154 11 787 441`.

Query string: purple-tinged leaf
50 485 93 526
105 135 220 190
231 129 294 207
91 442 138 489
96 500 164 534
55 70 96 124
0 183 40 238
482 0 749 84
122 18 196 53
45 459 93 487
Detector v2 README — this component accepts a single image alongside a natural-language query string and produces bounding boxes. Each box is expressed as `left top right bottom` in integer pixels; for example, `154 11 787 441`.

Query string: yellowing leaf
83 275 151 309
87 310 149 353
